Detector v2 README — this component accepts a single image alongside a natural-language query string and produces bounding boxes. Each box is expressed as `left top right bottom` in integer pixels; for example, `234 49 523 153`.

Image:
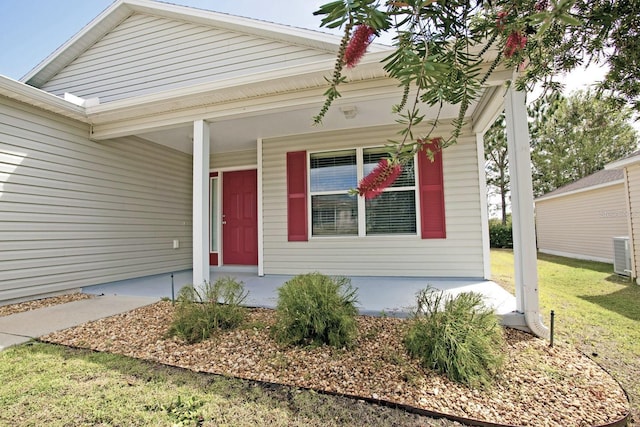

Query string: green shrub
489 220 513 248
167 277 248 344
404 288 505 388
273 272 358 348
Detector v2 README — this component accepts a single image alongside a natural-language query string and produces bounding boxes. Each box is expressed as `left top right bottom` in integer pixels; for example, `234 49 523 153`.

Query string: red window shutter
418 146 446 239
286 151 308 241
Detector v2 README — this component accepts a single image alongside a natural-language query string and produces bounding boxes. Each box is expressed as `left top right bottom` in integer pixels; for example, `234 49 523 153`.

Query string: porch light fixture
340 106 358 119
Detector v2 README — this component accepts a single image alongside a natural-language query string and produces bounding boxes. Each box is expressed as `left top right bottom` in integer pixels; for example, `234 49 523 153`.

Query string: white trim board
535 180 624 203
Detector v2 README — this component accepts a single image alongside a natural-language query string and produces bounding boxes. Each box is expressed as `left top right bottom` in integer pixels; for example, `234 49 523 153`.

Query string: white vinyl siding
210 149 257 170
262 124 484 277
38 13 336 103
0 97 192 302
535 183 628 263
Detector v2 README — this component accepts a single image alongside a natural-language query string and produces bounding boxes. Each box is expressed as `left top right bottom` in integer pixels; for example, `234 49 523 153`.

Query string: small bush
404 288 505 388
168 277 248 344
489 220 513 248
273 272 358 348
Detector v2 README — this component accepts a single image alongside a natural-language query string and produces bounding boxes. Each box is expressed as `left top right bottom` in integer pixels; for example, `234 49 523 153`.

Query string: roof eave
606 155 640 170
22 0 132 86
0 75 88 122
534 179 625 202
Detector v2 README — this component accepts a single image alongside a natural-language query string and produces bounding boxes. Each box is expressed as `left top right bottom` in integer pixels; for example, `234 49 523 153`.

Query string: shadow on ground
580 280 640 322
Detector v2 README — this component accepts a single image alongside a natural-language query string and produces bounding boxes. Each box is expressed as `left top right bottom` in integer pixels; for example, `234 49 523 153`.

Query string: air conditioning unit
613 236 631 276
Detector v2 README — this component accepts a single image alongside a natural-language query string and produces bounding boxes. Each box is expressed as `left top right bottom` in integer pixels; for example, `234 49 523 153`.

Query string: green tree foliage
483 114 509 224
529 0 640 110
488 218 513 248
530 90 638 196
314 0 640 170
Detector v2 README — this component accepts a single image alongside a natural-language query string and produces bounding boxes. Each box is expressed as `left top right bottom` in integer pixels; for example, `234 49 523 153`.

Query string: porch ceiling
135 94 468 154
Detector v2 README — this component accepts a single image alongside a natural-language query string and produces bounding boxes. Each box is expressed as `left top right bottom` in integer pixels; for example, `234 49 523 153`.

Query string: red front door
222 169 258 265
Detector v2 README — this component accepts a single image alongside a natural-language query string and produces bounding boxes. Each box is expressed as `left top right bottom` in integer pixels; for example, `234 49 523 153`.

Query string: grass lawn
0 343 450 427
1 251 636 426
491 249 640 425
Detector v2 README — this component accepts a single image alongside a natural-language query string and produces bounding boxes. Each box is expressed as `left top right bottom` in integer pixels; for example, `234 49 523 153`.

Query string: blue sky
0 0 340 81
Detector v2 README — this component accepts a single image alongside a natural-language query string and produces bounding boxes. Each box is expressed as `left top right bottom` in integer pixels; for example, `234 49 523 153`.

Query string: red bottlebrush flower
357 159 403 200
504 31 527 58
343 25 376 68
496 11 508 31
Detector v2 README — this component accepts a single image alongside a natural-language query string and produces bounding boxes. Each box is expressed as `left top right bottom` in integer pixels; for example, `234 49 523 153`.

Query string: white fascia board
606 156 640 170
472 85 505 134
0 75 87 122
124 0 390 54
22 0 133 85
534 179 624 203
88 78 401 140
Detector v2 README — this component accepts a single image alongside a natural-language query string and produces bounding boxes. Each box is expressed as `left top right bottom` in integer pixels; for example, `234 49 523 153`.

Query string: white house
0 0 546 336
535 169 628 264
607 151 640 283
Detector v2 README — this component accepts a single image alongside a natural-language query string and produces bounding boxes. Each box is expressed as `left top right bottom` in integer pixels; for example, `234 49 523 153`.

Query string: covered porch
82 267 519 321
76 61 537 333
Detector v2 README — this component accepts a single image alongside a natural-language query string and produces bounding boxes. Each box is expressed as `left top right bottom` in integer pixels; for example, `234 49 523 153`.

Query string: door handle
222 221 227 225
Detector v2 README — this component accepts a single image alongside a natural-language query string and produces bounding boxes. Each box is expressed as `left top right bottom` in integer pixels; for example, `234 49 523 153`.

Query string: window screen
308 148 417 237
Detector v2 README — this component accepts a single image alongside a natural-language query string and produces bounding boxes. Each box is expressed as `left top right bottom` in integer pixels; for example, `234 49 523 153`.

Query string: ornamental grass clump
404 287 505 388
273 272 358 348
168 277 248 344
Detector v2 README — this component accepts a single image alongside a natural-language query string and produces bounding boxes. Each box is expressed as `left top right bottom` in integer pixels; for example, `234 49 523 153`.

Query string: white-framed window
308 147 417 237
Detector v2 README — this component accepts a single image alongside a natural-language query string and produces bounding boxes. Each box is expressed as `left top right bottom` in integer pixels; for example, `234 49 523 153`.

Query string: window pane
310 150 357 192
366 191 416 235
312 194 358 236
363 148 415 188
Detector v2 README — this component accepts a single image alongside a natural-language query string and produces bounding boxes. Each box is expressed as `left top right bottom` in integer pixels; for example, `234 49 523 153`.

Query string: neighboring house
607 151 640 284
0 0 546 336
534 169 628 264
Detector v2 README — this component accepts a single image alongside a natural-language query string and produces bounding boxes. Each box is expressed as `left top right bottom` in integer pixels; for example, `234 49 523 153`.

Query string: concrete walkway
0 295 158 351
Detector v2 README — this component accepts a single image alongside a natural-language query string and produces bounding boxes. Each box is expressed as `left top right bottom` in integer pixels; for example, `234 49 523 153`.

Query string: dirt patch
0 293 93 317
41 302 629 426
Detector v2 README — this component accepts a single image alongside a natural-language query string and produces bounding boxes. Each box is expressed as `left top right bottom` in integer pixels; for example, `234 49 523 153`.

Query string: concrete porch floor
83 267 518 319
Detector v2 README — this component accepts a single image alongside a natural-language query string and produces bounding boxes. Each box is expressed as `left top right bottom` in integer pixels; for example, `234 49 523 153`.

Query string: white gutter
0 75 88 122
606 155 640 170
534 179 624 202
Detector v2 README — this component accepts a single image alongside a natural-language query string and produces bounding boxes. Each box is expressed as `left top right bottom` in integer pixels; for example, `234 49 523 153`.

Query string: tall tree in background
530 90 638 196
483 114 509 224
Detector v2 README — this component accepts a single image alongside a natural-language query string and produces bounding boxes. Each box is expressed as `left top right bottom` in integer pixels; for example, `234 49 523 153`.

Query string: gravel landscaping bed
0 293 93 317
41 301 629 426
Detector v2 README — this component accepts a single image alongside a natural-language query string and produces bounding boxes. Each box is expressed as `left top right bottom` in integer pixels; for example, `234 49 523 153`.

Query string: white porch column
475 132 492 280
504 82 549 338
257 138 264 276
193 119 210 288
